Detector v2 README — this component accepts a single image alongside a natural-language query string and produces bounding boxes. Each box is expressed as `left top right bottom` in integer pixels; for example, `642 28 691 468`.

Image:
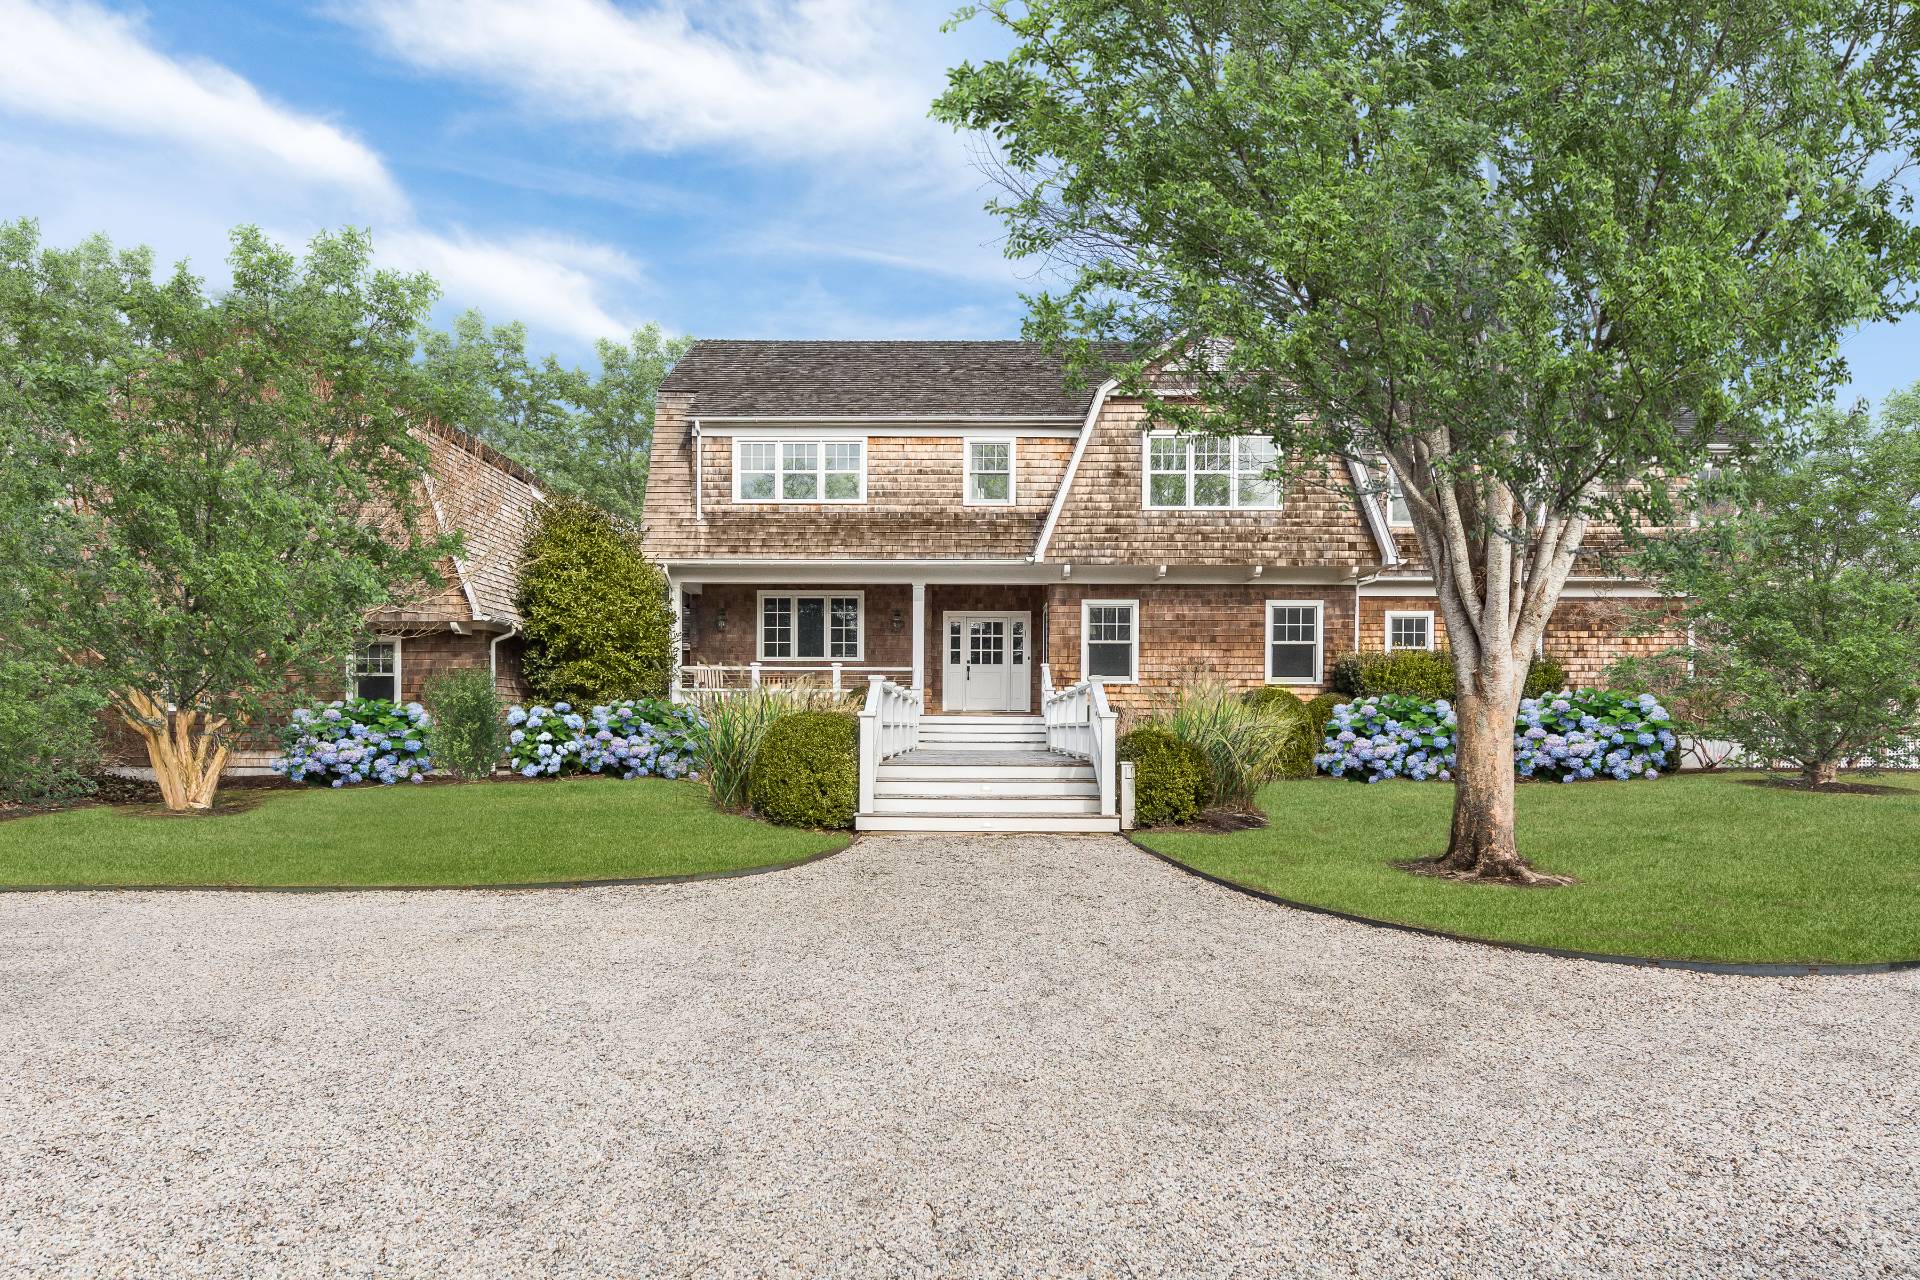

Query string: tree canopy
419 310 690 523
1630 389 1920 784
936 0 1920 879
1 220 452 809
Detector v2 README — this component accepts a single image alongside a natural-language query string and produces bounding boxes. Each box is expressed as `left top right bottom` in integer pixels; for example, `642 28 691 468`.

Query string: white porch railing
857 674 923 813
1040 662 1119 818
678 662 911 699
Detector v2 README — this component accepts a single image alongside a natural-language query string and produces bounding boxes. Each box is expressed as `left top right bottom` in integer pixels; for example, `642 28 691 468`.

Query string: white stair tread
855 813 1121 834
871 795 1100 815
874 779 1099 798
887 749 1079 767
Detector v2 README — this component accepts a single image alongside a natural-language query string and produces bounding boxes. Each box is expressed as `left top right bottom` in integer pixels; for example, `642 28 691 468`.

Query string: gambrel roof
657 340 1105 419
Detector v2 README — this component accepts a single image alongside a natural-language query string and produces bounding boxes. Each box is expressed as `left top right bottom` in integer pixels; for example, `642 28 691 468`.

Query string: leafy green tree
1 221 451 811
419 311 689 523
936 0 1920 881
517 496 673 705
1631 396 1920 786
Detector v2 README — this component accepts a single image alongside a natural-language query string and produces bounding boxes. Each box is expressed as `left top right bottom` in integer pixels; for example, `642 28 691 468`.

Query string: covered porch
672 579 1048 713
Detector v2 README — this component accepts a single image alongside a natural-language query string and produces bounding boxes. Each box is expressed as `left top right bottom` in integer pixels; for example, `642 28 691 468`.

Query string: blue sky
0 0 1911 409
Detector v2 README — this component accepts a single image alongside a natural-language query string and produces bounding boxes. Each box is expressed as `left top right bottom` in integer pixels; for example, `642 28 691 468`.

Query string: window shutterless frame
1265 600 1323 685
963 436 1017 505
1384 609 1436 651
731 436 867 503
1381 461 1413 526
1080 598 1140 684
755 590 865 662
348 637 401 701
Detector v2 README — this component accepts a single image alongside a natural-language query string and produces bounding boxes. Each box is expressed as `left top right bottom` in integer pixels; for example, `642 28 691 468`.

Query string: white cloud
347 0 934 158
0 0 404 210
376 227 651 343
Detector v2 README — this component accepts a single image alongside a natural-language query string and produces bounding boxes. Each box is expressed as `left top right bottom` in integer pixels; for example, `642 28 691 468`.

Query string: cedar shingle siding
645 339 1683 705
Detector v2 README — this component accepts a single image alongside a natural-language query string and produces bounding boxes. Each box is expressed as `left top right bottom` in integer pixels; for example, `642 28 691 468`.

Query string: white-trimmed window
1081 599 1139 683
1265 601 1323 684
1382 462 1412 526
734 438 866 503
1384 610 1435 652
350 639 400 702
1144 434 1280 509
758 592 863 661
965 437 1015 504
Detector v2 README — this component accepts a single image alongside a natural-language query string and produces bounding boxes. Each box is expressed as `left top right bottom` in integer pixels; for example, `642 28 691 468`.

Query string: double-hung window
1145 434 1280 509
350 639 400 701
734 438 865 502
1384 610 1434 652
759 592 863 661
965 438 1015 504
1081 599 1139 683
1266 601 1323 684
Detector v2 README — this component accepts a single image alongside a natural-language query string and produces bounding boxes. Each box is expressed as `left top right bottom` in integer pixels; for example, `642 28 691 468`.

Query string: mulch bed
1737 776 1910 797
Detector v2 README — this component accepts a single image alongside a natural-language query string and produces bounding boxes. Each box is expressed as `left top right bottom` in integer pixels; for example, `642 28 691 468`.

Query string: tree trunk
119 691 229 813
1435 688 1562 884
1805 758 1839 787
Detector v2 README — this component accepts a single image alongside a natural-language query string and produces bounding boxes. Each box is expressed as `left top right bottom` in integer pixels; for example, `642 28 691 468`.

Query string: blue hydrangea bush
273 698 432 787
505 699 705 780
1317 690 1676 783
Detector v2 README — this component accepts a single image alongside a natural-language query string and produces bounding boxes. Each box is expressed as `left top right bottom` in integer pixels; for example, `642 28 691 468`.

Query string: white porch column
910 580 927 700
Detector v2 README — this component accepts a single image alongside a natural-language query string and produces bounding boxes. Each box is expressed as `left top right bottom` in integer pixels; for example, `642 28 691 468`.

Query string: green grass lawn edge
0 777 850 889
1134 772 1920 967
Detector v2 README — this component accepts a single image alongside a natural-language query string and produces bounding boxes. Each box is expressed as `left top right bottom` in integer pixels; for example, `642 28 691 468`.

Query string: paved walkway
2 835 1914 1278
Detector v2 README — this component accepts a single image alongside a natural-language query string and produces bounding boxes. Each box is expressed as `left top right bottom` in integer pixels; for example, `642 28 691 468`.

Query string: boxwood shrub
1331 647 1572 701
747 710 858 829
1118 724 1209 825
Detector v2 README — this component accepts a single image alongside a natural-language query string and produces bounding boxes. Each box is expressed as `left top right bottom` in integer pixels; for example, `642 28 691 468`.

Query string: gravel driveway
2 834 1915 1278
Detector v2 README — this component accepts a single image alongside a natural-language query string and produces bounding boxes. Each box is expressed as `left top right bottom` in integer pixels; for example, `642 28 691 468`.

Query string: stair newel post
858 675 885 815
1091 679 1118 817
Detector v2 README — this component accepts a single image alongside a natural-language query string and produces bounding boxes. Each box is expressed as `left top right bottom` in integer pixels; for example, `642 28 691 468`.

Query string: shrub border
1129 837 1920 977
0 841 850 894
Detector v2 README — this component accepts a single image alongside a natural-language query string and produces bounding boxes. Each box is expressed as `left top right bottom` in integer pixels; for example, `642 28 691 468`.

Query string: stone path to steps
2 834 1914 1277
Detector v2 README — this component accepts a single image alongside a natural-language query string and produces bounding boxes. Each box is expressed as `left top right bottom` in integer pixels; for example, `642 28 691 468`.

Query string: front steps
856 716 1120 834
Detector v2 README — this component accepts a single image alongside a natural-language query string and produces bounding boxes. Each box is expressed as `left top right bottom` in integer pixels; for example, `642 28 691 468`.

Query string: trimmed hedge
1118 725 1209 826
1303 693 1344 756
747 711 858 829
1329 648 1572 701
1244 687 1316 779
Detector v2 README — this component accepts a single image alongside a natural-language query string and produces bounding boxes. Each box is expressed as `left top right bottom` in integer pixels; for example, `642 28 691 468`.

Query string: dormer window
1144 434 1280 509
965 437 1015 504
734 437 866 503
1381 462 1412 526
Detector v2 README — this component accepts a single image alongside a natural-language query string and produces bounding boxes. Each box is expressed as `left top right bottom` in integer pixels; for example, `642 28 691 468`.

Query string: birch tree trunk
118 691 229 813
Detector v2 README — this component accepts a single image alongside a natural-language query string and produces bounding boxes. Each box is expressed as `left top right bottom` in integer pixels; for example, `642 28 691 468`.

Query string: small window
1385 610 1434 652
1382 462 1412 526
1144 434 1282 509
1266 601 1323 684
734 438 865 503
350 639 399 702
759 593 862 661
1082 600 1139 683
965 438 1015 504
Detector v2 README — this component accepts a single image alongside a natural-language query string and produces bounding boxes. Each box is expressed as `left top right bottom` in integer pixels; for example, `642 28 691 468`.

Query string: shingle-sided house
643 340 1680 832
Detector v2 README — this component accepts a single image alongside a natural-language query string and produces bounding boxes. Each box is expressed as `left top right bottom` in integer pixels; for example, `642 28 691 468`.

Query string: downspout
489 623 521 692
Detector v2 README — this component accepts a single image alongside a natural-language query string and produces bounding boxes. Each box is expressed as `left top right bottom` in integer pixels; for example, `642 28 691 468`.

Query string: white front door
941 611 1032 712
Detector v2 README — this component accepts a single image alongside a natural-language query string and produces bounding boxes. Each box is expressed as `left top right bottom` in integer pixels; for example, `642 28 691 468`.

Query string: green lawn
0 779 847 888
1137 772 1920 965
